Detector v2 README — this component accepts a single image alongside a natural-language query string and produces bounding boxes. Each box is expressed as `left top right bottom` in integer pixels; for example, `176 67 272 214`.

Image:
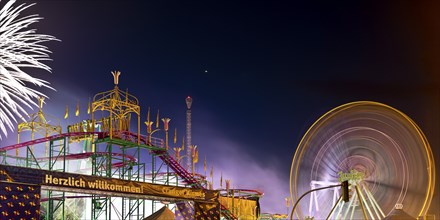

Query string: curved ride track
0 131 238 219
0 132 138 168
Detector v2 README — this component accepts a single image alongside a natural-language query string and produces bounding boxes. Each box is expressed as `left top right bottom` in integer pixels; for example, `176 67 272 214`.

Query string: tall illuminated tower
185 96 193 171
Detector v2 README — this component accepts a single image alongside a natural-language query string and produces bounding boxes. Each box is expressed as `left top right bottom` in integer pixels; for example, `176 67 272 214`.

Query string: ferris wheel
290 101 435 219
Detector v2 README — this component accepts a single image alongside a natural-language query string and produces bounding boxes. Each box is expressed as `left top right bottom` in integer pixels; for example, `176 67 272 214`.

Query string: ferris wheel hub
338 170 365 186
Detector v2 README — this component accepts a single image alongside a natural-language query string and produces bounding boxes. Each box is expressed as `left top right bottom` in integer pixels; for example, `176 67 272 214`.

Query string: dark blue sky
13 0 440 214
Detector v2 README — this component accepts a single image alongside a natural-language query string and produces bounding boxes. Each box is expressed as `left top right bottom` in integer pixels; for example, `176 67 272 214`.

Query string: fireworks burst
0 0 57 139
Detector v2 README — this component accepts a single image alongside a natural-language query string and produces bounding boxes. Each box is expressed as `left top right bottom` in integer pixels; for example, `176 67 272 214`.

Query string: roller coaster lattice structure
0 72 238 219
1 129 186 219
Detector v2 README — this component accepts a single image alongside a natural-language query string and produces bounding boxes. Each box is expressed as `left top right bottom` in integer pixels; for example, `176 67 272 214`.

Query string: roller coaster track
0 131 237 219
37 152 137 169
104 132 238 219
0 132 102 152
150 149 237 219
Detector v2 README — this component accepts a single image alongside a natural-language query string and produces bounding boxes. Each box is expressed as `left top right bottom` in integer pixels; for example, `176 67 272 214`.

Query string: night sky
5 0 440 215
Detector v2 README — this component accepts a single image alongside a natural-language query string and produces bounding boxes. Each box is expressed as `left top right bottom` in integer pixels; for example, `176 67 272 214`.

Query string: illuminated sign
44 174 142 194
0 165 217 202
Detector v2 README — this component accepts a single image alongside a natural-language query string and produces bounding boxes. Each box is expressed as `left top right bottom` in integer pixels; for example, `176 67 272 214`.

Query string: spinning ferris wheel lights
290 101 435 220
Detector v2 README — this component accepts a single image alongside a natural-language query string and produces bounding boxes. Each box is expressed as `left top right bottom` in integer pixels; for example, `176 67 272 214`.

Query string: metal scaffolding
0 72 239 220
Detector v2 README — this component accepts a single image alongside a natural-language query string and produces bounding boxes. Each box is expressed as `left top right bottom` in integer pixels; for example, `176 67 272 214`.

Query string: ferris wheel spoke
362 183 385 218
364 179 425 196
342 191 356 220
326 195 342 220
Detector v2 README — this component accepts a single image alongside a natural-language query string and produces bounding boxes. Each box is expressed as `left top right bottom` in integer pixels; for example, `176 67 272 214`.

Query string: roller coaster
1 131 237 219
0 72 263 219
